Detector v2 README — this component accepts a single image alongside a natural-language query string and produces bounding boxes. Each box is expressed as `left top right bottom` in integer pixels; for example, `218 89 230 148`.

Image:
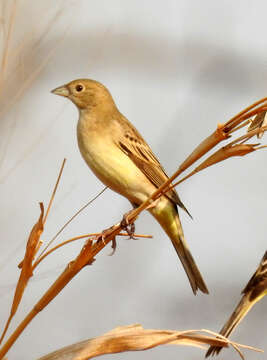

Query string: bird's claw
96 228 118 255
108 237 117 256
96 228 110 245
121 211 136 239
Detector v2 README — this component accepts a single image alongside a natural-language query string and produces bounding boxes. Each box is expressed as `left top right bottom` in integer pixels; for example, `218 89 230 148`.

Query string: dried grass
36 324 262 360
0 0 68 178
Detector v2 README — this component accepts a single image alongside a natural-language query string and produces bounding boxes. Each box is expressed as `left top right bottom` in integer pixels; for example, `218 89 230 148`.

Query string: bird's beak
51 85 70 97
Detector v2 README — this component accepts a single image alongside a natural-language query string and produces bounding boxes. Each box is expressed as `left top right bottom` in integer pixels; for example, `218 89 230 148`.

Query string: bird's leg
121 209 137 240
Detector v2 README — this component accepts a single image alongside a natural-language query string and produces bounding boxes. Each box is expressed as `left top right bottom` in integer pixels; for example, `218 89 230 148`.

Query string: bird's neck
79 104 119 131
81 97 118 115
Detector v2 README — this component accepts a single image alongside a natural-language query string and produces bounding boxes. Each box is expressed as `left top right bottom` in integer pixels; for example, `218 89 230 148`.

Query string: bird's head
51 79 115 111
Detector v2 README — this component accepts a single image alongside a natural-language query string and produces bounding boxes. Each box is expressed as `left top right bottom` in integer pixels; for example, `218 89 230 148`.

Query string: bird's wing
116 115 191 216
242 251 267 300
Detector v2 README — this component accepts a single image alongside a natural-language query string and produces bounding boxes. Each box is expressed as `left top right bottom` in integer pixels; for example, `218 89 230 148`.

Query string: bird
51 78 208 295
206 250 267 357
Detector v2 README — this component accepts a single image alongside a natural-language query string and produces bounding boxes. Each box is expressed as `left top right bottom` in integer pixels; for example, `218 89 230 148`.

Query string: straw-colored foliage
36 324 262 360
0 0 67 179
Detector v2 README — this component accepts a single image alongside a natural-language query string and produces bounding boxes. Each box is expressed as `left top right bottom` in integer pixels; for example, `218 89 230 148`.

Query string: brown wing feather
116 114 191 216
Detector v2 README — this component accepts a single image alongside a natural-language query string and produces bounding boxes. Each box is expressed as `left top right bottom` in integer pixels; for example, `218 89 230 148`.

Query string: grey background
0 0 266 359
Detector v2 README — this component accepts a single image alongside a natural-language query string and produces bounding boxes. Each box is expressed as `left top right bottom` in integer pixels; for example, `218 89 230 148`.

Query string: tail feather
171 215 209 295
150 199 208 295
206 295 254 357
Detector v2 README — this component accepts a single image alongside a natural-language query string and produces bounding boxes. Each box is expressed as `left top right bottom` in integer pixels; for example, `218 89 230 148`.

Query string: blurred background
0 1 266 359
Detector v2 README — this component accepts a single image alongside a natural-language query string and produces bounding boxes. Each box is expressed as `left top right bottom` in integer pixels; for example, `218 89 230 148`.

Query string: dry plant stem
165 126 267 193
130 114 266 216
224 97 267 127
203 330 242 360
37 186 108 261
0 226 118 359
228 125 267 146
187 102 267 168
0 40 57 119
203 329 263 360
0 5 69 120
170 144 257 190
228 119 250 134
33 232 152 270
43 159 66 224
0 160 66 346
225 104 267 132
0 0 16 93
133 101 267 212
0 4 69 177
0 218 152 358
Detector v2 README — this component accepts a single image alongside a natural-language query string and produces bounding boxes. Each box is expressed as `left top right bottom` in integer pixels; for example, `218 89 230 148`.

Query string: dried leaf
13 202 44 300
0 203 44 344
18 202 44 272
166 142 262 194
36 324 261 360
194 143 257 172
178 123 230 173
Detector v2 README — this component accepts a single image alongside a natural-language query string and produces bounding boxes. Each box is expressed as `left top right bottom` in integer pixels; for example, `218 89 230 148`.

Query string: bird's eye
75 84 84 92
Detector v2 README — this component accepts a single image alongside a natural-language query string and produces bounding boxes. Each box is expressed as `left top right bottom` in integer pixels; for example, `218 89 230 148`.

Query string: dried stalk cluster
0 96 266 359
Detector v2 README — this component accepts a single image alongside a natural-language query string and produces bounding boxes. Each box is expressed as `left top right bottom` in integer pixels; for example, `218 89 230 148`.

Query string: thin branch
33 232 152 270
37 186 108 261
43 159 66 224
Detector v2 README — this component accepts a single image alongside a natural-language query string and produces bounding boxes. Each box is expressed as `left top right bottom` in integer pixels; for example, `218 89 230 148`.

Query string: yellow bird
52 79 208 295
206 250 267 357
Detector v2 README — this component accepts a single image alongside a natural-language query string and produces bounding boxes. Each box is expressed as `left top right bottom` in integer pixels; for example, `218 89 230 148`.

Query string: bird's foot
121 210 136 239
96 228 110 245
96 228 118 255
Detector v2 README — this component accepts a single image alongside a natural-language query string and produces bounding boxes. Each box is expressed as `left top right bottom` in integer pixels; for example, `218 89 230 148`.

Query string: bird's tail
171 213 209 295
150 200 208 295
205 295 255 357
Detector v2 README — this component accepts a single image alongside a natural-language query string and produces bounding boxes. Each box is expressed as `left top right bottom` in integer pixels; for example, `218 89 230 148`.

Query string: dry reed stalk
0 0 68 177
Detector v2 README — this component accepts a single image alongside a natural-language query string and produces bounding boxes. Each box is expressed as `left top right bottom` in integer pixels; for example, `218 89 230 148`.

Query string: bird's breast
77 119 155 204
